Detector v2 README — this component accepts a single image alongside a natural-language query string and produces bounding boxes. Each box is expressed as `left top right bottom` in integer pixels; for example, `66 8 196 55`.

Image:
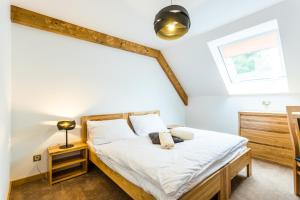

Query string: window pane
219 31 284 83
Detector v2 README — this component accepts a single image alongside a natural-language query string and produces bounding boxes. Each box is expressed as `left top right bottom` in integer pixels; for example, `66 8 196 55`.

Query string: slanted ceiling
163 0 300 96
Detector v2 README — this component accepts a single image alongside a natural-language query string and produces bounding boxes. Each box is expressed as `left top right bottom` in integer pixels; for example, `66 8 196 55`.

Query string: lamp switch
33 154 41 162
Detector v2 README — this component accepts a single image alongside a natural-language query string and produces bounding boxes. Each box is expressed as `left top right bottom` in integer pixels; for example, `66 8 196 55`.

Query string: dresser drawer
248 142 293 167
240 118 289 133
240 113 288 124
239 112 293 167
240 128 292 149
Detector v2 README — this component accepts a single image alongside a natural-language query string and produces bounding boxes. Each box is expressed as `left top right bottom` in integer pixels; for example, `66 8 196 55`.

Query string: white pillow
87 119 136 145
129 114 168 136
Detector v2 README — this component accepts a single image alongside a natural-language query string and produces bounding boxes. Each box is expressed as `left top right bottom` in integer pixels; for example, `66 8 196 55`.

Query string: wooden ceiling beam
11 5 188 105
156 52 188 105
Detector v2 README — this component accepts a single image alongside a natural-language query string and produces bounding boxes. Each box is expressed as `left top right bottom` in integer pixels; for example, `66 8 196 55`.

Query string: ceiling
163 0 300 96
11 0 285 49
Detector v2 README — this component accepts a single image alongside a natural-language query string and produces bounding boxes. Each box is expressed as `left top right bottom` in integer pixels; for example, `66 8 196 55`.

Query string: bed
81 110 252 200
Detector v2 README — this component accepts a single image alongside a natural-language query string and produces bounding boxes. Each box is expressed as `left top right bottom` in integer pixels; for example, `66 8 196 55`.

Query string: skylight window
208 20 288 95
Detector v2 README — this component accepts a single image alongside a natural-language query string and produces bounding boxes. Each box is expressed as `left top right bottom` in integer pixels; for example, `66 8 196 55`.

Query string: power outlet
33 154 41 162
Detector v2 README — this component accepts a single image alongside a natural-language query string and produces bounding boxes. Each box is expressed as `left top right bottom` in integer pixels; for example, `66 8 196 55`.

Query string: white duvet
93 128 248 199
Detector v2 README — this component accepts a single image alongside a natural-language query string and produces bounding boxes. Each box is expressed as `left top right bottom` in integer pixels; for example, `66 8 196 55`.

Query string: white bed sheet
88 128 247 200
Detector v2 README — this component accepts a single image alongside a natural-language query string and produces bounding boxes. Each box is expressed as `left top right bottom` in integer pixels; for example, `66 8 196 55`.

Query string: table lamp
57 120 76 149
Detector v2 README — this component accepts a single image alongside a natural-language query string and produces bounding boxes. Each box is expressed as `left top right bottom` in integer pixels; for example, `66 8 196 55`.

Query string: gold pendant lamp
154 1 191 40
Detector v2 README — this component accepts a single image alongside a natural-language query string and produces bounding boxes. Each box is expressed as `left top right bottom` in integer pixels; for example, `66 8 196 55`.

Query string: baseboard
11 172 47 187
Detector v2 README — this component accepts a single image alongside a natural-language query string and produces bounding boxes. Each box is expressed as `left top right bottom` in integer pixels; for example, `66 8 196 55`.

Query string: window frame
208 19 288 95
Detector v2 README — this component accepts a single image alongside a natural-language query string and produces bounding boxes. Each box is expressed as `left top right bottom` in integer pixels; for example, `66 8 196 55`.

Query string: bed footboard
226 148 252 198
180 167 228 200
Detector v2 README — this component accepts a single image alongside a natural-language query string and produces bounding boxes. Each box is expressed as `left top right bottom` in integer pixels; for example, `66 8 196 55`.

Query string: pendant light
154 0 191 40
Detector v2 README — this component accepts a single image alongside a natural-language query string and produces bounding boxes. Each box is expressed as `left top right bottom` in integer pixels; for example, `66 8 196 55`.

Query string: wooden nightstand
48 142 88 185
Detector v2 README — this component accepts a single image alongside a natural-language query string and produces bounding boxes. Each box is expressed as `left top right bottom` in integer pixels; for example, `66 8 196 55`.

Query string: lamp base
59 144 74 149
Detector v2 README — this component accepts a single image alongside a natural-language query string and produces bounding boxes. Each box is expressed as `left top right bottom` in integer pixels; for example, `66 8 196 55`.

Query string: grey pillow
148 132 184 144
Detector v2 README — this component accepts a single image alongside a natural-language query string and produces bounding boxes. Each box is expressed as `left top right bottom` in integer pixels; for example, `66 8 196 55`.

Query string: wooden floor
10 160 299 200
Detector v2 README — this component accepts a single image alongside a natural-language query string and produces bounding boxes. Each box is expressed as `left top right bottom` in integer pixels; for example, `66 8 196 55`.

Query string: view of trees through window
232 51 260 74
224 47 281 82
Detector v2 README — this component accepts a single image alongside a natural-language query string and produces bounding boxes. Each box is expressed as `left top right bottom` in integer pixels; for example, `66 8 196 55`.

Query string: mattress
88 128 247 200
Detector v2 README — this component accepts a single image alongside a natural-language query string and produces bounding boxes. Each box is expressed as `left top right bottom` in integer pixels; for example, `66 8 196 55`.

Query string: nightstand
48 142 88 185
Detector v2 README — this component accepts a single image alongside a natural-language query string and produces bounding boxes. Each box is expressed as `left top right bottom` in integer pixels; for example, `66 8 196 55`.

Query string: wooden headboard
80 110 160 143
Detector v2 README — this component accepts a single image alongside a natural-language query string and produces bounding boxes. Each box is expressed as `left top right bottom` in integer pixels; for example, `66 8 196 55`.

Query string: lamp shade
57 120 76 131
154 5 191 40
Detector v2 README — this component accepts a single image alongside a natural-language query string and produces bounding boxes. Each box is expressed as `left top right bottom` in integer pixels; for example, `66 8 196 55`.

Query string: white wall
11 24 186 180
187 95 300 134
0 0 11 199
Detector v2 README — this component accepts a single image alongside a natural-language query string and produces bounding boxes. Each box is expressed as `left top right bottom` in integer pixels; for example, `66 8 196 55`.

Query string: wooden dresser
239 111 293 167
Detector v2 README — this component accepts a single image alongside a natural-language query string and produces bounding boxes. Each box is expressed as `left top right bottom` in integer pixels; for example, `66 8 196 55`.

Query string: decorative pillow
170 127 194 140
149 132 184 144
129 114 168 136
87 119 136 145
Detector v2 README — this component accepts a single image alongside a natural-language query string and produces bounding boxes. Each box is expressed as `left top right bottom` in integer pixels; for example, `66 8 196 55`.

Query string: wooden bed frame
81 110 252 200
